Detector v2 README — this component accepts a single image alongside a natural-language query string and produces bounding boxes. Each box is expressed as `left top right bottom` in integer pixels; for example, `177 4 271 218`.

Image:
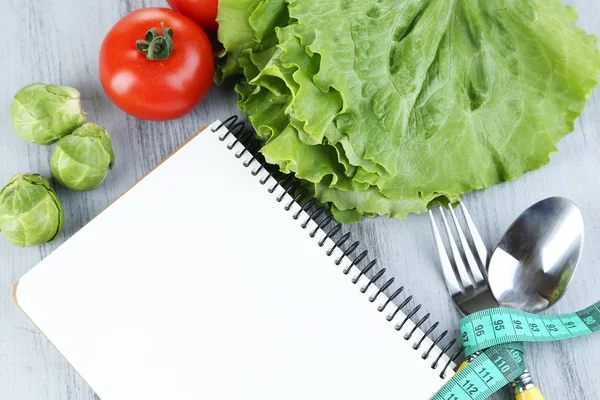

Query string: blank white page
14 121 454 400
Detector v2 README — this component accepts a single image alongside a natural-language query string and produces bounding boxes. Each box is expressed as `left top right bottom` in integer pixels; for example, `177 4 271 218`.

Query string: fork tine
428 210 462 295
438 208 474 290
459 202 489 270
449 206 485 286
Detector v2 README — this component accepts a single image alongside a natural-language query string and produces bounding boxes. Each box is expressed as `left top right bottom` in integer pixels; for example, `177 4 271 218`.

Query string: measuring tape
432 301 600 400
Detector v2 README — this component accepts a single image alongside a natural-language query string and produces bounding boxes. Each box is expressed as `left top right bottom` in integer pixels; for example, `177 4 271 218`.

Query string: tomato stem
136 22 174 60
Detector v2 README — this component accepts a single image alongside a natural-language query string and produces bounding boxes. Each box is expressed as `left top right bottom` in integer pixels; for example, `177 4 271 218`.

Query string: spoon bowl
488 197 584 313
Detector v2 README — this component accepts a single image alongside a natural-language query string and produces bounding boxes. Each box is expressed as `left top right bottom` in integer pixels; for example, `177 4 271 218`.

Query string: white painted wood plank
1 0 600 399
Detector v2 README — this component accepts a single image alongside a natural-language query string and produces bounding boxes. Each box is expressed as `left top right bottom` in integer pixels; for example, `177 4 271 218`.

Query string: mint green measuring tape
432 301 600 400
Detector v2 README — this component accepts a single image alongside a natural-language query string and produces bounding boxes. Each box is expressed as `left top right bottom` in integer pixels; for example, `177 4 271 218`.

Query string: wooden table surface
2 0 600 399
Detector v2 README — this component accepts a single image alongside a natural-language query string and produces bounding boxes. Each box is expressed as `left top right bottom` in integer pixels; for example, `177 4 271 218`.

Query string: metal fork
430 203 540 399
428 202 498 317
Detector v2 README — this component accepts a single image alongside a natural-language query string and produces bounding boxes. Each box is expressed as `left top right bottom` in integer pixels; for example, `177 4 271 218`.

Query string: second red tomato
167 0 219 32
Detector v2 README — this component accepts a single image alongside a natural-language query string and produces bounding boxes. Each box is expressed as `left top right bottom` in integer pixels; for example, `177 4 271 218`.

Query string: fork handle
456 351 481 372
513 370 545 400
515 387 544 400
456 360 470 373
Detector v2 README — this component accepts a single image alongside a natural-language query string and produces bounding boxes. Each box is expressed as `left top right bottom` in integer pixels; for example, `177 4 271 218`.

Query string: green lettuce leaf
217 0 600 223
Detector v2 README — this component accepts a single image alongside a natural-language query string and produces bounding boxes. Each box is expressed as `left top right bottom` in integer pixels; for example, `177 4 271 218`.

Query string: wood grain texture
0 0 599 399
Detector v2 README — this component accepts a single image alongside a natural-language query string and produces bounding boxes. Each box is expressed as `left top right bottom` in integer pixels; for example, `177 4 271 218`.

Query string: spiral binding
212 116 461 379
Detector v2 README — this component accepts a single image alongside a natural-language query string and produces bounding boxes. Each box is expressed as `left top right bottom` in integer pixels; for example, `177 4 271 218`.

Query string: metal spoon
488 197 584 399
489 197 583 312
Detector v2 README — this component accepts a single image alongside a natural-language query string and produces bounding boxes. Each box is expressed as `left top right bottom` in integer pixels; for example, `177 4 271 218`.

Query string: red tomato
100 8 214 121
167 0 218 32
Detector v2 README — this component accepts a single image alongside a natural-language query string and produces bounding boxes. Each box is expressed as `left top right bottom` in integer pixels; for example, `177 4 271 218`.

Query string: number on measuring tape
476 367 494 384
441 393 458 400
529 322 539 332
508 348 523 363
460 306 600 356
513 320 523 330
470 316 494 346
432 347 525 400
461 379 479 394
562 315 591 335
438 302 600 400
576 305 600 332
492 355 511 373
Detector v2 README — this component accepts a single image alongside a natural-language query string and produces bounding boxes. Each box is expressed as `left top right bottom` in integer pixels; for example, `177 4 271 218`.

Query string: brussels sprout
50 123 115 191
10 83 87 145
0 174 64 247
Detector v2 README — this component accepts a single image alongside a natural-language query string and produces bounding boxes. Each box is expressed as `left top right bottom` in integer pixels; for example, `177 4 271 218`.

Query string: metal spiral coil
398 304 422 331
378 286 403 311
277 181 301 202
362 269 385 294
213 115 461 379
343 250 368 274
287 190 308 211
388 295 413 321
352 259 377 284
370 276 394 302
320 224 342 247
423 327 446 359
328 232 351 256
295 198 316 221
415 322 439 350
406 313 430 340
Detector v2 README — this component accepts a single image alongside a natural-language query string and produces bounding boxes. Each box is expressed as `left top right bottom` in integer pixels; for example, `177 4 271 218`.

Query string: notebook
13 118 457 400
